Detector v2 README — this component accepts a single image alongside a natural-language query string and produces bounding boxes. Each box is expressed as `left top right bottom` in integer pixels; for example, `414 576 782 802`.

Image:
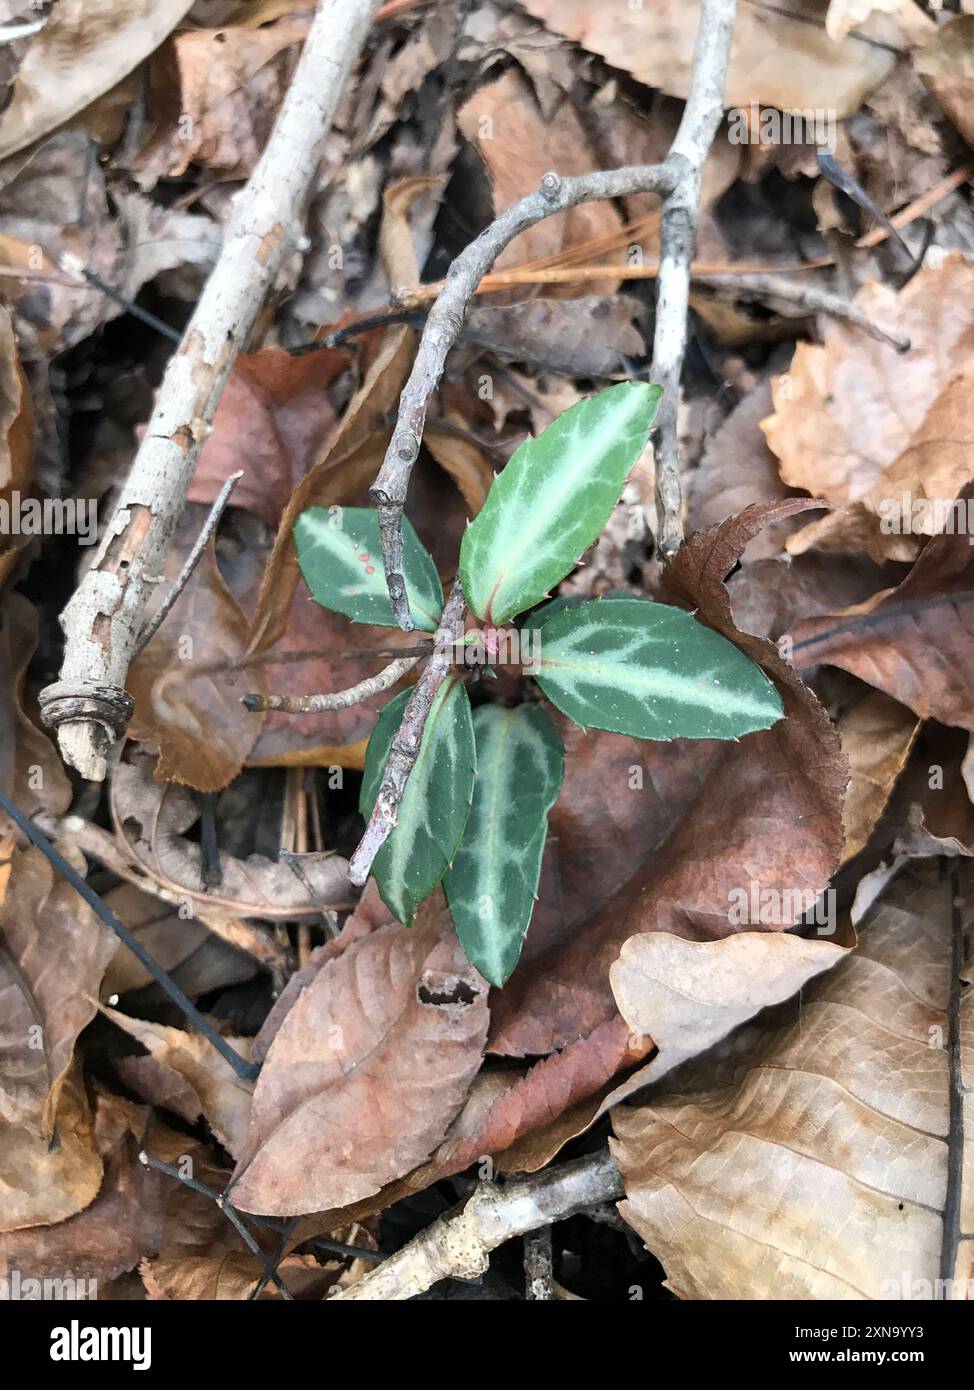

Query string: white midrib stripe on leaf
473 712 515 981
482 390 649 619
541 644 778 720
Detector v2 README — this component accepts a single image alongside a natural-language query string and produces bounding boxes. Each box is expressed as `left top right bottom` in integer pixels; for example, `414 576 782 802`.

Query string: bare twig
134 471 243 658
332 1151 623 1300
651 0 736 558
139 1153 294 1300
371 166 674 628
242 654 418 714
41 0 381 781
371 0 736 623
347 581 467 885
694 272 912 351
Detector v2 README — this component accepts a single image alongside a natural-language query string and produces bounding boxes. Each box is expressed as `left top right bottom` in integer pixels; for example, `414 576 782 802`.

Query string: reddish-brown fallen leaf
790 485 974 731
457 68 624 295
187 346 347 528
489 502 846 1058
229 895 489 1216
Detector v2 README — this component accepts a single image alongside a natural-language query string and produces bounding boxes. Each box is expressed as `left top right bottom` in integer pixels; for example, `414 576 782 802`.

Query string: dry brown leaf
0 844 115 1135
602 924 853 1114
838 690 919 863
187 347 346 528
463 295 645 377
109 748 350 919
0 1088 163 1288
246 326 415 658
0 303 31 504
519 0 897 116
144 1250 339 1301
0 136 218 353
0 0 196 162
229 895 489 1216
103 1009 253 1159
0 592 71 821
457 68 624 293
611 861 972 1300
134 14 311 184
0 1063 102 1234
917 14 974 149
424 416 495 518
128 526 259 793
489 501 847 1058
100 883 257 1002
762 257 974 561
790 486 974 731
688 379 800 563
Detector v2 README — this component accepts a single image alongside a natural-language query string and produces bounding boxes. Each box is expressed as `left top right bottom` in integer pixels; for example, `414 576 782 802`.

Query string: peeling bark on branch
41 0 381 781
332 1151 623 1301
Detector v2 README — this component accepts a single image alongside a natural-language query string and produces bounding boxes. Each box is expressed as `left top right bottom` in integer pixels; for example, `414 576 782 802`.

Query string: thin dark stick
59 254 183 343
289 306 426 354
134 471 244 657
0 785 258 1083
199 792 223 890
141 1152 381 1262
139 1153 293 1300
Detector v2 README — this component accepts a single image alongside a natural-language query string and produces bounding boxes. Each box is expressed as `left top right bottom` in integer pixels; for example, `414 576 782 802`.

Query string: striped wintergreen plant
294 382 783 986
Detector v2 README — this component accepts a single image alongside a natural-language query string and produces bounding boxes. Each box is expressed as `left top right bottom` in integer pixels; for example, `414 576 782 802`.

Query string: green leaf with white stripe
532 599 783 741
360 681 476 925
444 705 564 987
460 381 661 625
295 506 443 632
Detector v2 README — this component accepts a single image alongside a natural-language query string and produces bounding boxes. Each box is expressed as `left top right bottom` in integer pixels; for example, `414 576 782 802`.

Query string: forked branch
372 0 738 626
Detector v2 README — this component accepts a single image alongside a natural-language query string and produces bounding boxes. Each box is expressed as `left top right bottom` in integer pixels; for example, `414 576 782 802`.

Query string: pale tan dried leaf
839 690 919 863
519 0 896 116
612 863 972 1300
0 1064 102 1234
0 0 196 162
606 927 852 1114
103 1009 253 1159
762 257 974 560
0 1088 163 1286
